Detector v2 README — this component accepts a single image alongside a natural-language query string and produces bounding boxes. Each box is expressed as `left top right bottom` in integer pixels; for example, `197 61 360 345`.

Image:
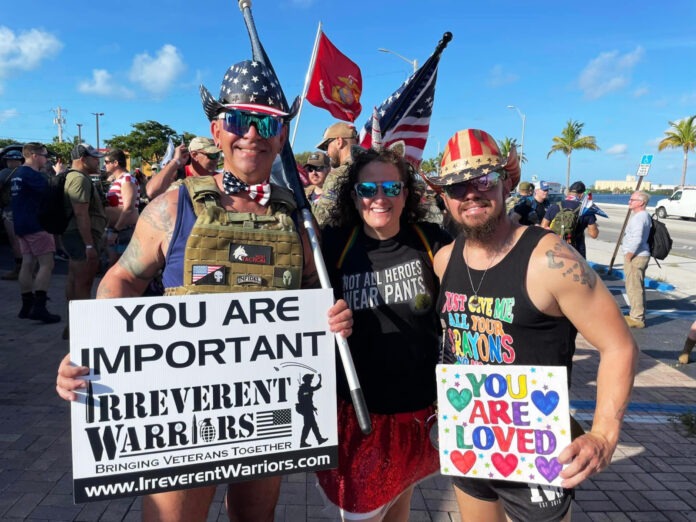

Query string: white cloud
681 92 696 104
78 69 134 98
606 144 628 155
633 86 649 98
487 65 519 87
129 44 185 96
0 26 63 90
577 47 644 99
0 108 18 124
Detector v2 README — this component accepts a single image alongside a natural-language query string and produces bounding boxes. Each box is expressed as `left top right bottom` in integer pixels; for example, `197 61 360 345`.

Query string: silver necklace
464 243 499 307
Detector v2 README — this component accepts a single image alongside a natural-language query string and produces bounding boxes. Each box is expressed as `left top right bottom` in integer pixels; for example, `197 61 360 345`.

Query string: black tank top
437 227 576 380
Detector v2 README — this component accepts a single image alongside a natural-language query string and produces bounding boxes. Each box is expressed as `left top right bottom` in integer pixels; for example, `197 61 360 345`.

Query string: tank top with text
436 226 576 381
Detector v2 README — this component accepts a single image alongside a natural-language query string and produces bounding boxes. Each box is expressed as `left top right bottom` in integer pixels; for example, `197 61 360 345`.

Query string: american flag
579 193 609 218
192 265 222 283
256 409 292 438
358 33 452 166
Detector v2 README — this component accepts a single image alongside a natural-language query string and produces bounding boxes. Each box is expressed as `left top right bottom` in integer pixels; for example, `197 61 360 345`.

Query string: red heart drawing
491 453 518 477
450 450 476 474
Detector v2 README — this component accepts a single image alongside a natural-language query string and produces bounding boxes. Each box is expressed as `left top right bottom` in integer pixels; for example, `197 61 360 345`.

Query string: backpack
37 170 74 234
647 214 673 264
549 203 580 244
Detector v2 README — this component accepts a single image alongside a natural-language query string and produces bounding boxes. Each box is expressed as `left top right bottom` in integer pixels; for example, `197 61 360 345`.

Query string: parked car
654 187 696 219
546 191 564 206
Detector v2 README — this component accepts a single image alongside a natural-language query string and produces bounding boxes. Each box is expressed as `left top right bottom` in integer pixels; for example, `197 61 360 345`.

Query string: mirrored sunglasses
354 181 404 198
218 109 284 139
443 171 503 199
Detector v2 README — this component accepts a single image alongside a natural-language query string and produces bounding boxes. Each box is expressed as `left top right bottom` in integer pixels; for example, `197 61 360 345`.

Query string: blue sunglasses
218 109 284 139
354 181 404 198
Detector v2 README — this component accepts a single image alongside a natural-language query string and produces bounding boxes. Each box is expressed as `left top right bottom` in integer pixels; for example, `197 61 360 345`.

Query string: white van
654 187 696 219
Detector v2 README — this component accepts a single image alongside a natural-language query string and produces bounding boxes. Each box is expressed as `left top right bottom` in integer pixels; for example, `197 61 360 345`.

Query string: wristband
174 159 182 167
85 245 95 249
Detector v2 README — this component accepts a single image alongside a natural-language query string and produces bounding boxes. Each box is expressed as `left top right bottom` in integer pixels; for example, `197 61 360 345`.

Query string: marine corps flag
305 32 362 122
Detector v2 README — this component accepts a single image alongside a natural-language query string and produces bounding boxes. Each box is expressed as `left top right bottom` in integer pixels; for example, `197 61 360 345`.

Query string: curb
589 262 676 292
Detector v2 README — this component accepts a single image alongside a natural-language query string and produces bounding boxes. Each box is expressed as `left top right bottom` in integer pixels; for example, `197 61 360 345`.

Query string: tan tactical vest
164 176 303 295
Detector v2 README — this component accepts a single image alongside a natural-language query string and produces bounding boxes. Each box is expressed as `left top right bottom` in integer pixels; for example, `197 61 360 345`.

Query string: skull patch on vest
191 265 227 286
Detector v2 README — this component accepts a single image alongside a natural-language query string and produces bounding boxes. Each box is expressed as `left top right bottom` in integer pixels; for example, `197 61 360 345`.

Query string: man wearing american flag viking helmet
56 58 354 522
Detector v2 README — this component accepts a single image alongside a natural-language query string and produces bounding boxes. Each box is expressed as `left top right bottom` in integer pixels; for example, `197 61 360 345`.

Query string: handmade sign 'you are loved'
435 364 571 487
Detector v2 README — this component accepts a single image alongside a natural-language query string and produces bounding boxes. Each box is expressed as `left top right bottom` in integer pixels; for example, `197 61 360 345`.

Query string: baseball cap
539 181 550 191
189 137 221 154
518 181 534 192
569 181 586 194
4 150 23 160
316 122 358 150
304 151 330 169
71 143 104 160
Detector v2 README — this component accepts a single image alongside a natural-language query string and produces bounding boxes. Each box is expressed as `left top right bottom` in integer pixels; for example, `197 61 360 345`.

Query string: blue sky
1 0 695 187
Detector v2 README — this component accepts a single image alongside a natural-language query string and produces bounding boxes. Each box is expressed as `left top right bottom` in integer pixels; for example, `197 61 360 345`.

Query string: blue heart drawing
531 390 560 415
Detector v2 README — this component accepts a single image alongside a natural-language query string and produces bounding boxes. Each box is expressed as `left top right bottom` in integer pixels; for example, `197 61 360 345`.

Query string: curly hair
326 148 426 228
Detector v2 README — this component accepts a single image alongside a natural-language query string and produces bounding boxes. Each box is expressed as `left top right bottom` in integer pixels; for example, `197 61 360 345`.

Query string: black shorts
452 476 573 522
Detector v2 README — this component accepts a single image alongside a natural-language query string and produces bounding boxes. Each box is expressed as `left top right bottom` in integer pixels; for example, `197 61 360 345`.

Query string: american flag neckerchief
222 171 271 206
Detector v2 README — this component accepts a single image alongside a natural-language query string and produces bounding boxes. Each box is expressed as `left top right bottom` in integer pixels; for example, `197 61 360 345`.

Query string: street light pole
506 105 526 160
76 123 83 143
92 112 104 151
378 48 418 73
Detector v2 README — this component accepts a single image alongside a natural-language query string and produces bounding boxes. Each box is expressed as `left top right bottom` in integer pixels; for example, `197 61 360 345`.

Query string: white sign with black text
70 289 337 502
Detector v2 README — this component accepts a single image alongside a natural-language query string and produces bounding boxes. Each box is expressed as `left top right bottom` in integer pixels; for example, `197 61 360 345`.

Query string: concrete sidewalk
1 247 696 520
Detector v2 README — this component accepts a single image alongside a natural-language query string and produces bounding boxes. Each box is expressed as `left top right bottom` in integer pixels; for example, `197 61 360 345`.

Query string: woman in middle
316 147 452 521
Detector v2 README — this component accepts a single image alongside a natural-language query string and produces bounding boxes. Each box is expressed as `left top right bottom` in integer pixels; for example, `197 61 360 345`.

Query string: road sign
637 154 653 177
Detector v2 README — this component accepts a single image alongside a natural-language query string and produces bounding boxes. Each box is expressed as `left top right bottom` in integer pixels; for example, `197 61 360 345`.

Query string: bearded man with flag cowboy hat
55 59 353 522
424 129 637 522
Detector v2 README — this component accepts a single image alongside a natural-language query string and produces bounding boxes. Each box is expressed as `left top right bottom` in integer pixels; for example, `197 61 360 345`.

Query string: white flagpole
291 21 323 148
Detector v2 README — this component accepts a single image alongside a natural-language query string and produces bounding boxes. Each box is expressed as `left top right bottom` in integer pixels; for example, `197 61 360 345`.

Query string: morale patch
237 275 265 286
274 267 300 289
192 265 227 285
229 243 273 265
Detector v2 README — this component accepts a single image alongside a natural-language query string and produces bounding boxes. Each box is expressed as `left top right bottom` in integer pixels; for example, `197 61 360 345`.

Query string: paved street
1 243 696 521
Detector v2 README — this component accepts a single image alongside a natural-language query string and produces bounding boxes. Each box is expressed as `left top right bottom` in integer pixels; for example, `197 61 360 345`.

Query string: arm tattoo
545 242 597 288
96 286 116 299
615 400 629 421
139 196 174 233
118 236 157 281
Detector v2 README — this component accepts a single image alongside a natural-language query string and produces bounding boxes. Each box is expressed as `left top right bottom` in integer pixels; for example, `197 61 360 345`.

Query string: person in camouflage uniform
312 122 358 226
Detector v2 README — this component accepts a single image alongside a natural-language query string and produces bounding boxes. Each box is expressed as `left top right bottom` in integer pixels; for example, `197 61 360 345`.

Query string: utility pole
52 107 67 143
92 112 104 152
76 123 83 143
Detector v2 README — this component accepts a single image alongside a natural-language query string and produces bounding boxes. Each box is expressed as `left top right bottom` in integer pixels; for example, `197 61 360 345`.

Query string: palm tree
420 151 444 176
547 120 600 191
498 137 527 164
657 115 696 188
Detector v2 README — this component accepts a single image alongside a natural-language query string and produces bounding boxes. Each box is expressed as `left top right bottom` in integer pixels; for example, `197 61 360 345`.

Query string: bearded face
451 197 506 241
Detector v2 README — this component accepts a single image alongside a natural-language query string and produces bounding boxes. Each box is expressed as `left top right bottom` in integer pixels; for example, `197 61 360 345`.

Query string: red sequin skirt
316 398 439 515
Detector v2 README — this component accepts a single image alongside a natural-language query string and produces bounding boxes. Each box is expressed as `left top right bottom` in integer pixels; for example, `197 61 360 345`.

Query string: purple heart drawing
535 456 563 482
531 390 560 415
